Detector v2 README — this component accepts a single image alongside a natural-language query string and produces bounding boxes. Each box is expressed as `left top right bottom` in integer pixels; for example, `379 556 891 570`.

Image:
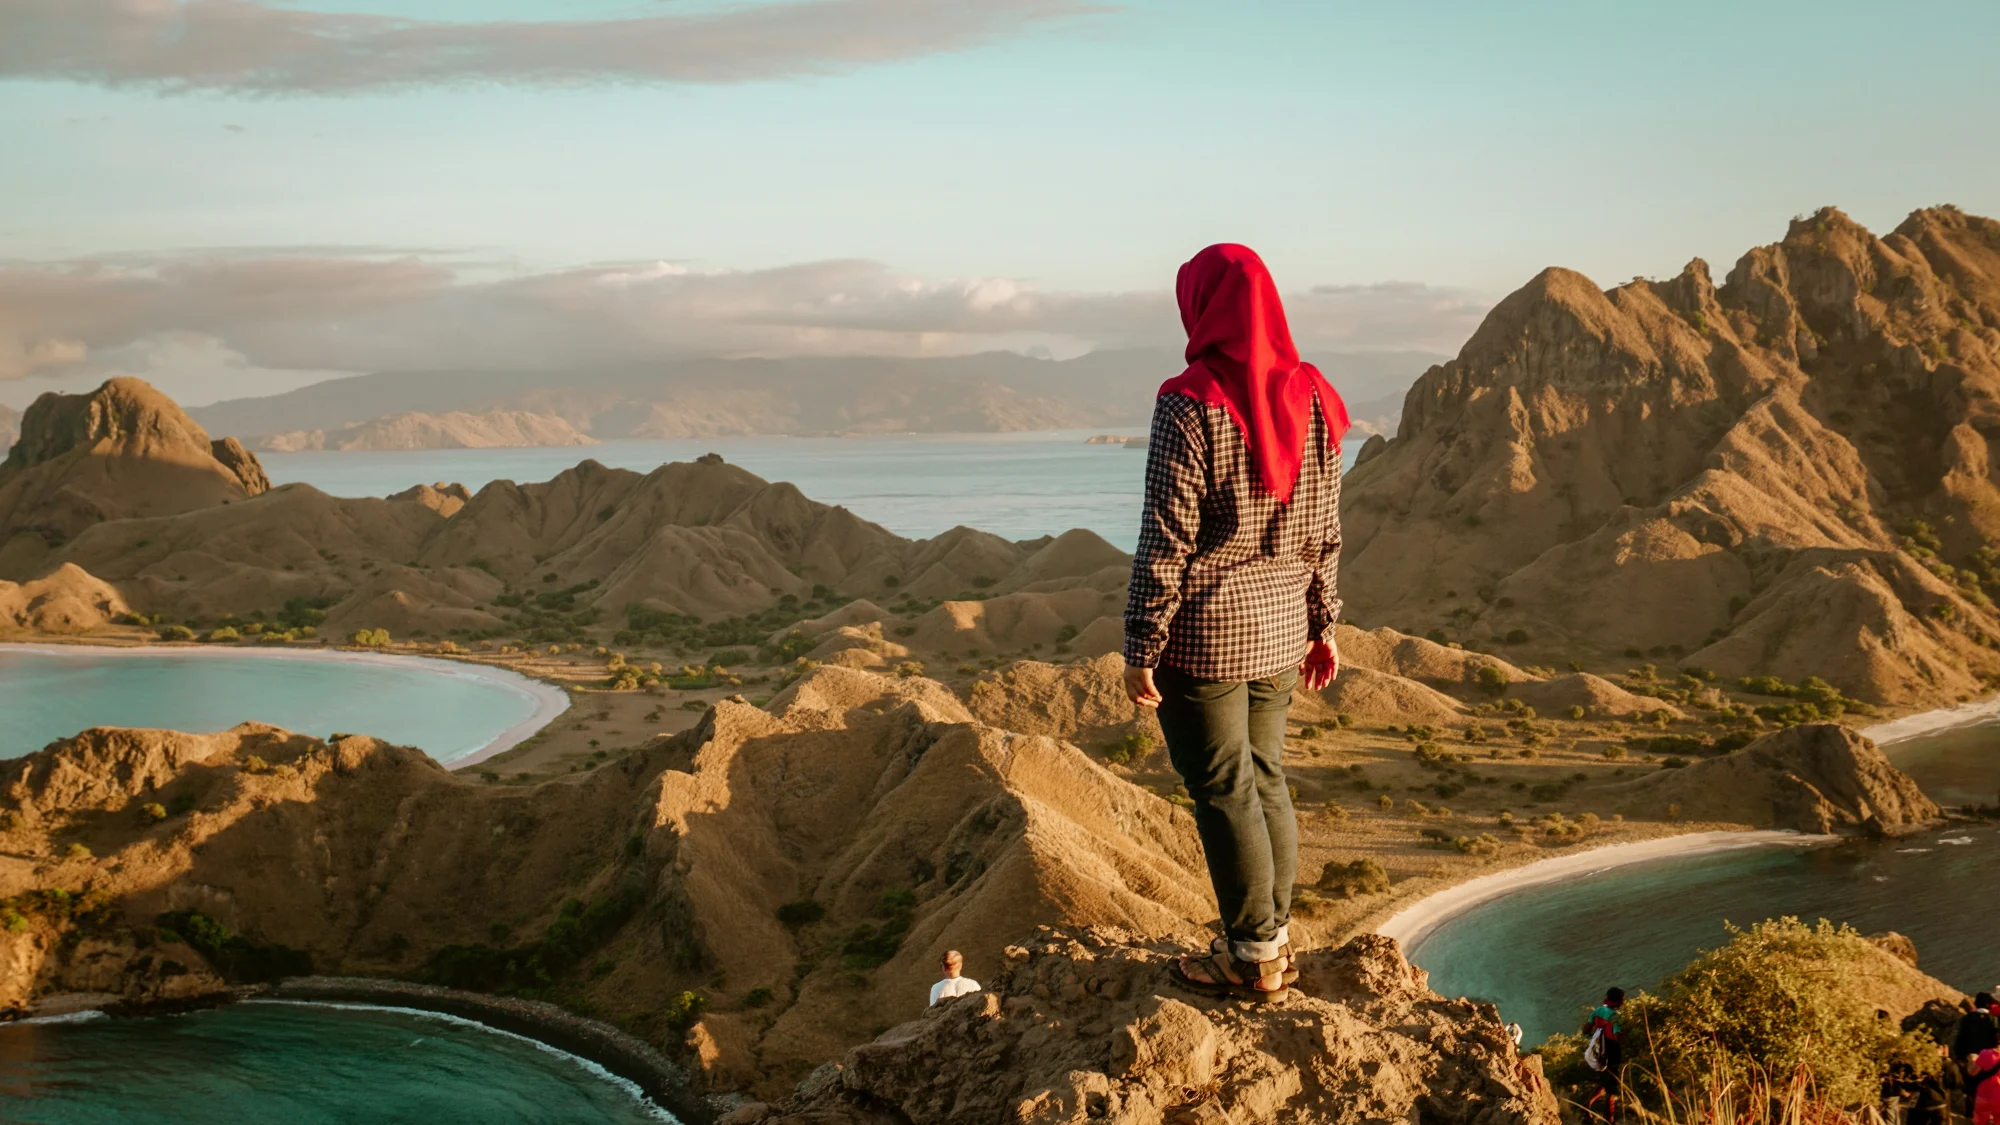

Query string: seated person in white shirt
928 950 981 1006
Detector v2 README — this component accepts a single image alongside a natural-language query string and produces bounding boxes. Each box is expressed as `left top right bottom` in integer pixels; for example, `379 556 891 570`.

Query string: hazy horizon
4 0 1996 408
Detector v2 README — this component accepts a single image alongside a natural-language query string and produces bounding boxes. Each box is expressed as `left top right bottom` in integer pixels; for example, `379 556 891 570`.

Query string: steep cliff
1342 207 2000 705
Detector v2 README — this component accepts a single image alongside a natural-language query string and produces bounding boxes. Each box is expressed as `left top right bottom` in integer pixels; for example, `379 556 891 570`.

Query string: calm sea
0 1002 678 1124
1409 722 2000 1044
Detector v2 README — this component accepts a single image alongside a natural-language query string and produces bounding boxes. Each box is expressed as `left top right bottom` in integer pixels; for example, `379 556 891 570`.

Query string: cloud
0 251 1486 390
0 0 1102 94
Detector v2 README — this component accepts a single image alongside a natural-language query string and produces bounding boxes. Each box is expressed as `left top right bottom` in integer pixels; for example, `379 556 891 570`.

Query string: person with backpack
1582 987 1625 1122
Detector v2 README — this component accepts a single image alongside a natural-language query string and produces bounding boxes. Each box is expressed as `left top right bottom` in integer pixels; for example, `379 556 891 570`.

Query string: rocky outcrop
1608 722 1940 834
386 481 474 518
0 562 131 634
1342 206 2000 705
0 404 18 456
259 409 598 452
758 929 1558 1125
0 378 270 572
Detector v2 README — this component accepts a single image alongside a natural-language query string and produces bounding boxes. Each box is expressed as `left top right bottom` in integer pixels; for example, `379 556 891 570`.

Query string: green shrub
838 888 916 971
663 990 707 1034
349 628 391 648
158 625 196 642
1475 665 1510 694
423 886 645 994
1619 918 1942 1107
776 900 825 928
1314 858 1391 898
155 909 311 982
139 802 168 822
744 986 775 1009
1105 732 1155 766
64 842 92 860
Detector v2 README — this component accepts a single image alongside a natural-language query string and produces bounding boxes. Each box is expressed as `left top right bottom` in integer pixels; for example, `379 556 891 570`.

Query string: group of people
1887 992 2000 1125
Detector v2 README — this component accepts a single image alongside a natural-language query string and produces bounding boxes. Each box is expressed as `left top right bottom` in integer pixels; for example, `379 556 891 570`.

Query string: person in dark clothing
1959 993 2000 1068
1583 987 1625 1122
1123 244 1350 1001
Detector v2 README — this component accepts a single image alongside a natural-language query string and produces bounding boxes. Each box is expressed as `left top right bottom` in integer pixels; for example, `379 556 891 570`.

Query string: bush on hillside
1313 858 1391 899
1540 918 1945 1111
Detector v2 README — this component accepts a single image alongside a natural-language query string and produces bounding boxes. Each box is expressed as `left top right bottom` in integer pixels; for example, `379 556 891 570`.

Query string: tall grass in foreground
1597 1060 1864 1125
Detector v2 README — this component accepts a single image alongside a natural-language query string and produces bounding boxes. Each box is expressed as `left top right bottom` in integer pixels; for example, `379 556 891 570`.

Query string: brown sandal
1207 936 1299 986
1169 948 1290 1002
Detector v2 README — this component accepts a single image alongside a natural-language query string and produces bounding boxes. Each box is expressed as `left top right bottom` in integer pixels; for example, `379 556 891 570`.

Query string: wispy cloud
0 0 1102 94
0 251 1485 386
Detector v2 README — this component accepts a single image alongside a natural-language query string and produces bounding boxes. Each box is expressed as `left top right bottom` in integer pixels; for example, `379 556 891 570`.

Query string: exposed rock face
1609 722 1941 833
0 378 270 572
0 562 131 633
386 481 473 518
763 929 1558 1125
259 409 598 452
1342 206 2000 705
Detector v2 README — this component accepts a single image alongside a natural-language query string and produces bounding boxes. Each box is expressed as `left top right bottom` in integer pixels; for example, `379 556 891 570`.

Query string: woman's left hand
1300 638 1339 690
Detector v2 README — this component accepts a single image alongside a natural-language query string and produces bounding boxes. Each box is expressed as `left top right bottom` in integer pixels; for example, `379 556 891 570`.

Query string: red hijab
1158 244 1350 503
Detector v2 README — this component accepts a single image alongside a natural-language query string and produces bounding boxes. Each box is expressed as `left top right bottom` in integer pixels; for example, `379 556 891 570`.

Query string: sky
2 0 1997 406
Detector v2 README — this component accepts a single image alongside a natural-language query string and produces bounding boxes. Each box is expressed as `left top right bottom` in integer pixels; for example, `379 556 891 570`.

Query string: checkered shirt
1123 392 1343 682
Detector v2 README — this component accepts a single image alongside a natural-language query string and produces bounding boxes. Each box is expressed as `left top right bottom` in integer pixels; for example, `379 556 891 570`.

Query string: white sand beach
1374 829 1832 949
1862 694 2000 746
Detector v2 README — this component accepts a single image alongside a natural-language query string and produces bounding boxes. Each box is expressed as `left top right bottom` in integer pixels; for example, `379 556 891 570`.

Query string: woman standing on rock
1123 243 1347 1000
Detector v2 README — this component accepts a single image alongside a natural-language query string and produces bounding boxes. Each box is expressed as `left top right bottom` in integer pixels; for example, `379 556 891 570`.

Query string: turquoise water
1410 719 2000 1044
261 433 1370 551
0 647 551 764
0 1002 678 1124
1410 829 2000 1046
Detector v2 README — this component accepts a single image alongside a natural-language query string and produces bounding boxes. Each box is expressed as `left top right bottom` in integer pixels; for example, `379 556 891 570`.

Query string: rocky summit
1344 206 2000 705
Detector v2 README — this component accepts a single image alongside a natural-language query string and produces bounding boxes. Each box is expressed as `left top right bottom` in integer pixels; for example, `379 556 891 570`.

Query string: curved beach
1374 829 1830 949
1862 694 2000 746
0 642 570 766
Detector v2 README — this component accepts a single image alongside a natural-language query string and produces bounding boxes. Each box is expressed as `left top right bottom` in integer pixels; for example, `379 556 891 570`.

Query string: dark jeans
1154 665 1298 958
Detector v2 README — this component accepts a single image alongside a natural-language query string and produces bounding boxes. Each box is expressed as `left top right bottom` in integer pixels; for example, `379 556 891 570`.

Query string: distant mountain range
185 348 1441 450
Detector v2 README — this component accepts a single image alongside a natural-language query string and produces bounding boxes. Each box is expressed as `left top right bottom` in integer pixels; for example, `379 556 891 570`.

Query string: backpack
1582 1027 1606 1072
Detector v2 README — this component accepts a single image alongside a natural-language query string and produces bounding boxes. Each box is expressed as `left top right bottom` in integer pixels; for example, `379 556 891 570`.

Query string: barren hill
0 378 269 574
0 668 1556 1119
1343 206 2000 705
260 409 597 452
0 379 1131 649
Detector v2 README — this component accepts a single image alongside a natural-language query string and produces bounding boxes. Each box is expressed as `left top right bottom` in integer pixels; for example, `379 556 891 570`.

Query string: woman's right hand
1124 662 1162 709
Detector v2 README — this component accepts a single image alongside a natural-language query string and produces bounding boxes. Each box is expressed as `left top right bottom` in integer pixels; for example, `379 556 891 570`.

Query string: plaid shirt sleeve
1306 463 1343 643
1123 396 1207 668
